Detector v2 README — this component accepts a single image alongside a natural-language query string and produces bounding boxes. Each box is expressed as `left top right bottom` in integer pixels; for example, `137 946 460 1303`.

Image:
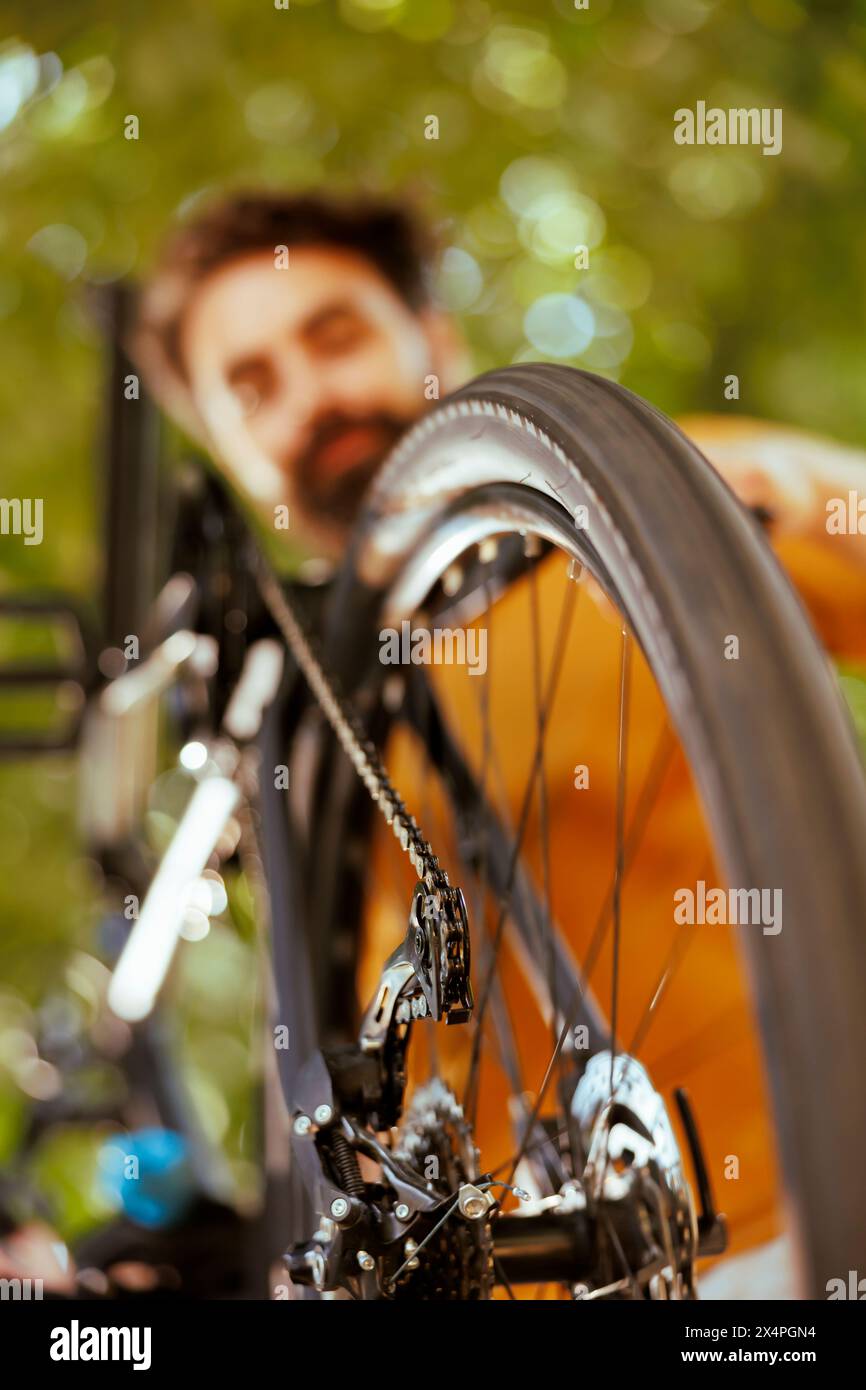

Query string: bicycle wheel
299 363 866 1299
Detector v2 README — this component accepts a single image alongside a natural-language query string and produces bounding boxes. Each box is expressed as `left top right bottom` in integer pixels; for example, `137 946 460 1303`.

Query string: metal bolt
330 1197 349 1221
403 1238 420 1270
314 1104 333 1125
305 1249 326 1292
462 1194 488 1219
356 1250 375 1272
395 1203 410 1221
293 1114 311 1136
458 1182 492 1220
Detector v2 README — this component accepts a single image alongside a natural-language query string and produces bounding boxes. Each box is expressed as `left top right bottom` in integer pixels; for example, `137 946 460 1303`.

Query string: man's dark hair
136 189 436 390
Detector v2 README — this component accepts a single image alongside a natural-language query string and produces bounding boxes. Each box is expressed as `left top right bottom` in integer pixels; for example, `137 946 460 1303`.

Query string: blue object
98 1128 196 1229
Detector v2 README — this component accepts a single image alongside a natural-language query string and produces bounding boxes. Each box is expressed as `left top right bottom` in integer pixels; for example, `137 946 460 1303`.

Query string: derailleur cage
284 882 475 1296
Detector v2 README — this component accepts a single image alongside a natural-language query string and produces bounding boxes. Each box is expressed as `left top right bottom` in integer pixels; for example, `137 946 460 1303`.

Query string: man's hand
679 414 866 562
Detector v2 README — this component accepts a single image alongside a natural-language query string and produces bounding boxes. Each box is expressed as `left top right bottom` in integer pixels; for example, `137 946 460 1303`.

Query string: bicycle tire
315 363 866 1297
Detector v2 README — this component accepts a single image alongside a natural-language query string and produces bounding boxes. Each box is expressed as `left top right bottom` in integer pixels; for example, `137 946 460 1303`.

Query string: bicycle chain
254 558 459 914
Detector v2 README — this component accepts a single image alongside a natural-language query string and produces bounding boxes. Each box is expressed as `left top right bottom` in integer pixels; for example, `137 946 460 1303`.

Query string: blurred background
2 0 866 1245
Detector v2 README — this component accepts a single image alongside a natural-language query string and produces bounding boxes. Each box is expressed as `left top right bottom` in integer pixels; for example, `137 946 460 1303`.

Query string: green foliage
3 1 866 573
1 0 865 1237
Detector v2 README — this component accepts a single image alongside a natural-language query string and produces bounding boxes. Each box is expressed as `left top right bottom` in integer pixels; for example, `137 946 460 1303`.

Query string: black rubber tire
326 363 866 1298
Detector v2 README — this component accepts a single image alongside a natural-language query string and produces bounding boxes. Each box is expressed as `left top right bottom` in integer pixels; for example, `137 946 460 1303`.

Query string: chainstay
253 555 458 908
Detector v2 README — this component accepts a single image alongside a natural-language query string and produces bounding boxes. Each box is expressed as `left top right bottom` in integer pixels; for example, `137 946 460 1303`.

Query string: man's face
180 245 460 559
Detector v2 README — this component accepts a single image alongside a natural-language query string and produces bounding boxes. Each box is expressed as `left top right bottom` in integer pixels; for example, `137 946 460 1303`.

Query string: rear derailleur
284 880 484 1299
284 880 728 1299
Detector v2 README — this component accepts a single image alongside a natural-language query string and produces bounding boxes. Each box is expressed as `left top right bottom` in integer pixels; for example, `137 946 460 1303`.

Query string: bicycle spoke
528 560 558 1060
600 1207 642 1300
580 721 677 987
497 718 678 1194
494 1256 517 1300
463 572 578 1114
462 873 525 1112
505 624 636 1191
464 579 525 1115
628 856 713 1056
504 1012 574 1188
488 1122 572 1181
468 675 582 1024
609 625 632 1097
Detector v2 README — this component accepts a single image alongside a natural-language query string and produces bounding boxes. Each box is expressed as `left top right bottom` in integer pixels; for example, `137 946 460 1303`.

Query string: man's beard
290 409 415 529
